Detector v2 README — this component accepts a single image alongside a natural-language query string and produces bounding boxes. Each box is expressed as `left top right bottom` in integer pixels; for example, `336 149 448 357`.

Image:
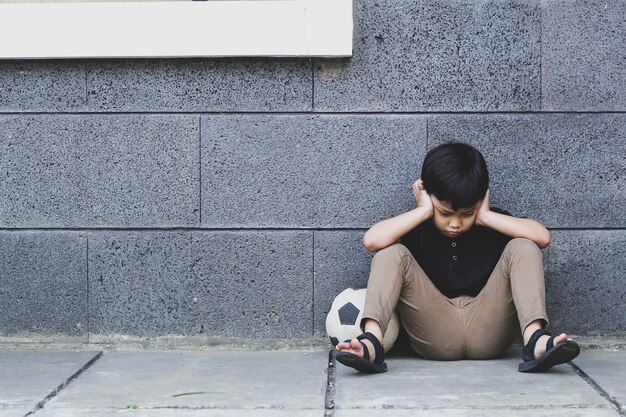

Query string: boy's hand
412 179 433 217
475 189 491 226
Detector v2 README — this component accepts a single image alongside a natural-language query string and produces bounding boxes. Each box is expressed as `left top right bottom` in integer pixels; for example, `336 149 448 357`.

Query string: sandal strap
522 328 552 362
357 332 385 365
360 338 370 361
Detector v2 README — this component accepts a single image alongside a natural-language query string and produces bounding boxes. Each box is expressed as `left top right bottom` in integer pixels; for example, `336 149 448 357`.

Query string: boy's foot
519 329 580 373
335 338 376 362
335 332 387 373
533 332 570 359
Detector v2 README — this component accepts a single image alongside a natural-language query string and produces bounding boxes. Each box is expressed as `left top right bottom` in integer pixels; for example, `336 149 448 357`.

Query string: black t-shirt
400 208 512 298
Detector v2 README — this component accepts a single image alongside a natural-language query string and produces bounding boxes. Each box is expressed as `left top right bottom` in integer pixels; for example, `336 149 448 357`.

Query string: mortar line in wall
86 234 90 343
2 111 626 116
198 117 202 225
312 231 315 337
311 58 315 111
84 61 88 110
539 0 544 112
1 227 626 232
426 117 429 148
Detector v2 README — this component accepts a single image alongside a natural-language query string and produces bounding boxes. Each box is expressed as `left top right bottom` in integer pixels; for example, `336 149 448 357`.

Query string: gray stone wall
0 0 624 343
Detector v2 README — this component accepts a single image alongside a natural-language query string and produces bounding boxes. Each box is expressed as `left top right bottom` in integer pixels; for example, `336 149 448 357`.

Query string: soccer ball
325 288 400 353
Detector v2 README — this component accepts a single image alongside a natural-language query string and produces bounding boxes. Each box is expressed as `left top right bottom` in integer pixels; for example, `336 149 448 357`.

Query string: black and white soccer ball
325 288 399 353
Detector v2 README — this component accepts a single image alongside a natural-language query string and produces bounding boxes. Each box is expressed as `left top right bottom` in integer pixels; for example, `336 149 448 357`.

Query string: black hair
421 142 489 211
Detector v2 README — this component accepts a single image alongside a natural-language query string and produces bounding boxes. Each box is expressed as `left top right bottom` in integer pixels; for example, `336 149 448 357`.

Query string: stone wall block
544 231 626 336
0 115 199 227
88 231 313 339
86 59 312 112
542 0 626 111
428 114 626 228
0 61 86 112
314 0 541 111
201 115 426 228
0 232 88 340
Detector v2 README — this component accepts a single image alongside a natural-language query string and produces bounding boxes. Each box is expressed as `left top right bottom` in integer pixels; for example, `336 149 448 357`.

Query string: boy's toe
350 339 363 350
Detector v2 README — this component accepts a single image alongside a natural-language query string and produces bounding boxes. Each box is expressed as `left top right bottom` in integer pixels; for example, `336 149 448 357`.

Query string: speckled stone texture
428 114 626 228
314 0 540 111
544 231 626 336
86 59 312 112
0 232 88 339
542 0 626 111
88 231 313 338
0 61 86 112
0 115 199 228
1 0 624 344
313 231 374 338
201 115 426 228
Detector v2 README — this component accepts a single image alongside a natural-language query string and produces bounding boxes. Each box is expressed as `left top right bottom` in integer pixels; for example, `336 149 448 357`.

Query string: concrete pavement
0 342 624 417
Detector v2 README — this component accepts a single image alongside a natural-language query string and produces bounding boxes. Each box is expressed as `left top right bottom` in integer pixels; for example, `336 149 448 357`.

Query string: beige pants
362 238 549 360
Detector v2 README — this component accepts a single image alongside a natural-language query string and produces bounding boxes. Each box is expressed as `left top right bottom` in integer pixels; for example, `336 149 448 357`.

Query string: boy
335 142 580 373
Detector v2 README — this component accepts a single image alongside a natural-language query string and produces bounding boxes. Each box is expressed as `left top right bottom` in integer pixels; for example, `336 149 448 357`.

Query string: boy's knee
371 243 411 269
506 238 542 259
373 243 410 260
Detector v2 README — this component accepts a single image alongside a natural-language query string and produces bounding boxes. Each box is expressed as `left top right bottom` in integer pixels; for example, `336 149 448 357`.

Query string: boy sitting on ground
335 142 580 373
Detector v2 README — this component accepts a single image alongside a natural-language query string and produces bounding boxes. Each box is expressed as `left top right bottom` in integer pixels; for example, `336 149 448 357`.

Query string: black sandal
335 332 388 373
518 328 580 373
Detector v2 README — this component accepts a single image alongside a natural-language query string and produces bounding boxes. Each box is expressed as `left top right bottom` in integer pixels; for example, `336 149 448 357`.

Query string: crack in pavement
25 351 103 416
569 361 626 416
325 349 336 417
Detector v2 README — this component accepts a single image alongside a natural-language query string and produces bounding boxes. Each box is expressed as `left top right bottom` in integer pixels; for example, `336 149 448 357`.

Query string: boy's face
430 195 481 237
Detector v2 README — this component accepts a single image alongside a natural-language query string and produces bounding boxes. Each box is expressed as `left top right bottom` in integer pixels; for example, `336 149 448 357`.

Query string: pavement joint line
109 406 325 410
42 407 326 412
332 405 613 410
324 349 336 415
24 351 104 417
569 361 626 416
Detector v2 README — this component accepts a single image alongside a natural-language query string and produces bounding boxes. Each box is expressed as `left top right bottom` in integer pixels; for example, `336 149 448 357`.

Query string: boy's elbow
363 234 390 252
537 230 552 249
362 235 378 252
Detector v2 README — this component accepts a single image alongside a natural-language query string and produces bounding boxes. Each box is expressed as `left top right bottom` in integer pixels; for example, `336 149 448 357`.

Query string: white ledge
0 0 352 59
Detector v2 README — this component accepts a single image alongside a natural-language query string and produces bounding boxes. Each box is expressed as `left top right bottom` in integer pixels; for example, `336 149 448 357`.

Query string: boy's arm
475 190 552 249
363 180 433 252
